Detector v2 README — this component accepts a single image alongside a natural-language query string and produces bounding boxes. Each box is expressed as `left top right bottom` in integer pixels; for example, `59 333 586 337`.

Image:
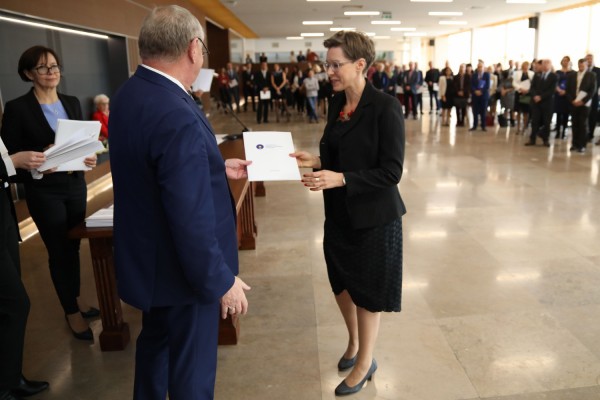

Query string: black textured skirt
323 218 403 312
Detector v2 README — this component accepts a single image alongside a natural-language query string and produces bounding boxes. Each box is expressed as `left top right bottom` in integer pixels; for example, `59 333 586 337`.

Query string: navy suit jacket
471 71 490 99
109 66 236 312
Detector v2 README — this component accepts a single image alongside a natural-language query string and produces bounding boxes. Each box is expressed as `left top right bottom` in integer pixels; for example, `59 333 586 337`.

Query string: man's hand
220 277 251 319
225 158 252 180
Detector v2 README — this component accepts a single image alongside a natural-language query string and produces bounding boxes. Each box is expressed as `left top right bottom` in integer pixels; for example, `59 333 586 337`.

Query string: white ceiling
221 0 584 39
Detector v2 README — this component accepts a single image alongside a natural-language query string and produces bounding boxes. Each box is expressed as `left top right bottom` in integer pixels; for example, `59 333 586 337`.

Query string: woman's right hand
290 151 321 169
10 151 46 170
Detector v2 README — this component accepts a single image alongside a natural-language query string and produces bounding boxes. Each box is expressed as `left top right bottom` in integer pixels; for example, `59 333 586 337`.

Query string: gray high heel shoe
337 355 357 371
334 359 377 396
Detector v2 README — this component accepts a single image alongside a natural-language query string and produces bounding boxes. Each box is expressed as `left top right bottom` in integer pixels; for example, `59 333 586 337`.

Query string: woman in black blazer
292 31 405 396
1 46 98 341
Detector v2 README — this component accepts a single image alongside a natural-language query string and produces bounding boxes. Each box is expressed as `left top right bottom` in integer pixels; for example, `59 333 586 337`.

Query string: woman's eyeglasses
34 65 62 75
323 61 353 72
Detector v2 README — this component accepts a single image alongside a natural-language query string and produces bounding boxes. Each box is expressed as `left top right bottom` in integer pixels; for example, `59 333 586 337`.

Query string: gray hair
94 94 109 106
138 5 203 62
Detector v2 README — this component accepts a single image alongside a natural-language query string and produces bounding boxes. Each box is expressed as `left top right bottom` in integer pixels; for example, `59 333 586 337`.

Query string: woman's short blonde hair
94 94 109 106
323 31 375 73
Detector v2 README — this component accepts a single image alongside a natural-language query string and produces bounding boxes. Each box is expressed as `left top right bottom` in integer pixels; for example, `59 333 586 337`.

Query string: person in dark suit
253 61 271 124
0 144 50 400
403 61 420 119
470 60 490 132
585 54 600 141
526 59 557 146
292 31 405 397
454 63 471 127
241 63 255 112
0 46 99 342
108 6 251 400
567 58 597 153
425 61 440 113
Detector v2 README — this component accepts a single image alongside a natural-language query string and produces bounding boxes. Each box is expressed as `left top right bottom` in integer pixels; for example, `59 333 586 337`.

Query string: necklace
338 109 354 122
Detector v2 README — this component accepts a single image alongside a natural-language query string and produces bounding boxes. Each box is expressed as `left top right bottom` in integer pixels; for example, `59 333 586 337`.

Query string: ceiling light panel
344 11 381 16
371 20 402 25
428 11 463 16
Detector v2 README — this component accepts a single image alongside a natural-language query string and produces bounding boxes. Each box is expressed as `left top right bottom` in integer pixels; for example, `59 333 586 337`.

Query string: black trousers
471 95 488 129
428 88 439 110
243 87 255 111
256 99 269 123
531 101 553 143
588 94 598 140
24 173 86 315
0 189 30 390
572 105 590 150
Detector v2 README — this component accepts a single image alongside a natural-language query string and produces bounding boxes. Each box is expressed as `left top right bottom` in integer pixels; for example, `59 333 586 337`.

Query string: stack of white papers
38 119 104 172
243 131 301 182
85 205 114 228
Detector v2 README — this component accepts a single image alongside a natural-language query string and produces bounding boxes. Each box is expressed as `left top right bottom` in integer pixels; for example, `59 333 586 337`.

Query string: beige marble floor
17 104 600 399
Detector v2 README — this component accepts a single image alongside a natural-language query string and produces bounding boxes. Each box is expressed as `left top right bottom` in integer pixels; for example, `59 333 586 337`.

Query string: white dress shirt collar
141 64 190 95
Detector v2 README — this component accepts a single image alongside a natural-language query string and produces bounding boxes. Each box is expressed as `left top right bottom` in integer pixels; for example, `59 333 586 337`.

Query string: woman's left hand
302 170 344 191
84 154 97 168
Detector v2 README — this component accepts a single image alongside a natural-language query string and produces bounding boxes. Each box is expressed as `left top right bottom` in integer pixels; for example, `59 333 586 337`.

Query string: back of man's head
139 5 203 62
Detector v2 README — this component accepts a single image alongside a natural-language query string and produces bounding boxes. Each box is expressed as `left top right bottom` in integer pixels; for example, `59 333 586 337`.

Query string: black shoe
469 127 477 131
337 355 357 371
524 141 536 146
578 147 586 153
12 376 49 397
0 390 22 400
80 307 100 319
543 141 550 147
481 128 487 132
570 146 577 151
334 359 377 396
65 316 93 341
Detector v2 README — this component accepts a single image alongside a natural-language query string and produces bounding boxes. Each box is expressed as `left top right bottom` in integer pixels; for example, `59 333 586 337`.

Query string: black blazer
320 81 406 230
566 70 597 105
253 69 272 92
0 88 82 182
530 71 557 103
454 73 471 98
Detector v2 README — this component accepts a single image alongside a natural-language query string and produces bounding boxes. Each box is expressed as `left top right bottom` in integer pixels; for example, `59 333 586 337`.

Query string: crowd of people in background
217 51 600 153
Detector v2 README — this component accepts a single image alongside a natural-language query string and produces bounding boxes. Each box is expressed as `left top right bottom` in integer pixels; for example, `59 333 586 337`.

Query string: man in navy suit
108 6 251 399
470 60 490 132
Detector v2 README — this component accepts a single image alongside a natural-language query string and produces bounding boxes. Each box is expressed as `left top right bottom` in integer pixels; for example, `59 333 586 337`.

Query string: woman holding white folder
0 46 98 341
292 31 405 396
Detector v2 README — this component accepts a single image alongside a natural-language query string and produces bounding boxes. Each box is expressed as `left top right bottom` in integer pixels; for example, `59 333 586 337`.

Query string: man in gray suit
568 58 597 153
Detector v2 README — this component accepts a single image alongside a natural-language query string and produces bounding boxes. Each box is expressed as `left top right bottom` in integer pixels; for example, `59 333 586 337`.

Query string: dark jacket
0 88 82 182
530 71 558 103
320 81 406 229
566 70 597 106
109 66 236 311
